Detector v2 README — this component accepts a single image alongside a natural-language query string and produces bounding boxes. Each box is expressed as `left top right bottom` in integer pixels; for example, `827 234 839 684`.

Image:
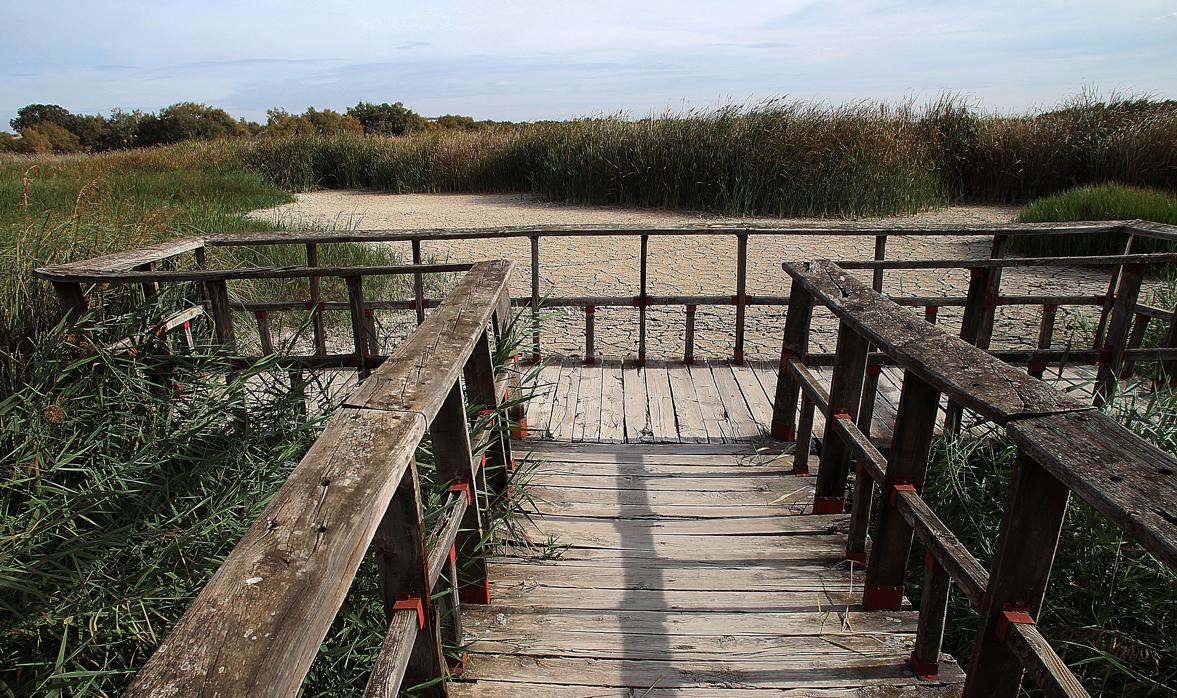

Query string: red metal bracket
448 480 474 505
512 416 529 439
448 543 457 566
392 593 425 630
865 364 882 377
685 303 697 312
924 550 941 574
995 603 1035 641
477 408 494 418
844 548 867 565
585 304 595 315
733 349 744 365
254 309 268 319
890 481 916 506
862 584 904 611
364 308 374 318
908 652 940 681
813 496 845 514
447 651 470 676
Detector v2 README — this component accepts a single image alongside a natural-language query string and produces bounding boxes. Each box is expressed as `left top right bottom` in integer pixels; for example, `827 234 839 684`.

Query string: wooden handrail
124 260 516 697
772 259 1177 697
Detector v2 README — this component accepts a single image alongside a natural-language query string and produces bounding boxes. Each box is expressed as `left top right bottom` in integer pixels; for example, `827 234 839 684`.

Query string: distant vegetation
1014 183 1177 256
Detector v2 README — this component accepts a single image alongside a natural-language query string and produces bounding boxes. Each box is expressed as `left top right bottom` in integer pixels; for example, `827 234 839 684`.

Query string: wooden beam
812 321 870 514
769 281 814 441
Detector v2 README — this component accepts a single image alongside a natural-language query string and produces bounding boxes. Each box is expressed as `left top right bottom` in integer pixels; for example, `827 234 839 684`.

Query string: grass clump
1013 183 1177 256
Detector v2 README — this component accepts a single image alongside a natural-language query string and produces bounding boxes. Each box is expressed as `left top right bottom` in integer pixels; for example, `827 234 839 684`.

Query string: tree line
0 101 503 154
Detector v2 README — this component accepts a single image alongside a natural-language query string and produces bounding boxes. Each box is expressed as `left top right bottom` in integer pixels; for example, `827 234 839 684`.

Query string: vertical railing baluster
861 371 940 610
306 244 327 356
584 305 596 365
464 328 514 500
770 281 814 441
638 234 649 366
872 234 887 292
373 459 447 696
432 380 491 605
206 279 236 352
346 276 370 379
1094 263 1143 406
530 235 541 363
812 322 870 514
1093 232 1135 349
792 393 815 475
683 304 696 365
946 263 1000 433
255 310 274 354
1030 304 1058 379
734 232 748 365
909 552 951 680
1162 303 1177 387
844 360 883 563
1120 311 1151 378
924 305 938 325
966 450 1070 697
412 239 426 325
134 262 160 303
52 281 88 324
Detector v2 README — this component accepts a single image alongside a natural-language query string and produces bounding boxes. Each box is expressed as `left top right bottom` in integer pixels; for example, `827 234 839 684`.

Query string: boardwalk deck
453 442 966 695
522 357 1108 445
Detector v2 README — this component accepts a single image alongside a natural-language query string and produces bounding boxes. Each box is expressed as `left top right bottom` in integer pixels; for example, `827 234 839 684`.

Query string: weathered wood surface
783 260 1089 425
833 252 1177 270
126 408 424 697
347 260 513 418
36 236 205 276
1009 410 1177 569
35 261 473 283
459 443 963 695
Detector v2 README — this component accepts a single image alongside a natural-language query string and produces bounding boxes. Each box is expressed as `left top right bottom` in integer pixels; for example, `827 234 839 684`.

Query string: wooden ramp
452 442 965 696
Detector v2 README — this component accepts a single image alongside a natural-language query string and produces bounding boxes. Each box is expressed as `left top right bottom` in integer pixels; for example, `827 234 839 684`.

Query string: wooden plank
572 361 603 443
126 408 425 697
527 461 791 477
463 607 921 638
509 514 844 538
783 260 1088 424
666 362 708 442
38 236 205 275
484 585 860 613
1008 410 1177 569
547 361 582 441
730 362 775 433
498 533 846 562
709 359 762 439
523 442 780 457
645 360 680 442
597 360 626 443
452 682 965 697
486 558 862 592
459 652 962 690
346 260 513 420
525 484 810 509
525 474 799 495
524 361 562 440
687 362 736 443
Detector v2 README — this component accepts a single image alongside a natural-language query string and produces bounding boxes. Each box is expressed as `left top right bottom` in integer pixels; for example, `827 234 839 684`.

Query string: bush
1013 184 1177 256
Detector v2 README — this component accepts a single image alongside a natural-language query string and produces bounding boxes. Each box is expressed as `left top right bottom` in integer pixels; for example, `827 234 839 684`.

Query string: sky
2 0 1176 129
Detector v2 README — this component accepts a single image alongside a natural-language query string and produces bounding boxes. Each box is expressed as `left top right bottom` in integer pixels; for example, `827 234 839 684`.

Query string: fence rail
770 259 1177 697
121 260 517 697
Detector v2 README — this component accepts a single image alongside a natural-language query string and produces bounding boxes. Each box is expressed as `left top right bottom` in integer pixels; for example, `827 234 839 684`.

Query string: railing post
862 372 940 610
51 281 88 324
965 450 1070 697
1030 304 1058 379
373 459 448 696
206 279 236 352
1162 302 1177 387
812 321 870 514
945 263 1000 432
792 393 816 475
464 328 514 500
1120 311 1150 378
734 232 748 365
910 552 951 681
346 276 372 379
255 310 274 354
770 281 814 441
306 243 327 356
431 380 491 605
1092 232 1134 349
638 233 649 366
134 262 160 303
924 305 938 325
1094 263 1143 406
530 235 541 363
412 239 426 325
683 304 696 365
873 234 887 292
584 305 596 365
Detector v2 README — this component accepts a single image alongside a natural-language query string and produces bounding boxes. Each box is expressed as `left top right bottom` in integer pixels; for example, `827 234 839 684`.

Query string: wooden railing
770 259 1177 697
34 219 1177 368
105 260 517 697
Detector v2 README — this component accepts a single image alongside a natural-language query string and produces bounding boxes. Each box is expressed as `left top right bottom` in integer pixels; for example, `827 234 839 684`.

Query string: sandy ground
251 192 1123 359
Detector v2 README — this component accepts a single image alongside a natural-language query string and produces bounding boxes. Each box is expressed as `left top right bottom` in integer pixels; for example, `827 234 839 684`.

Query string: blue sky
2 0 1176 128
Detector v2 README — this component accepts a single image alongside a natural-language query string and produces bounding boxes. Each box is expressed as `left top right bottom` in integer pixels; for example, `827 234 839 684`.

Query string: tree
19 122 83 153
10 104 78 133
346 101 428 136
434 114 477 131
136 102 249 146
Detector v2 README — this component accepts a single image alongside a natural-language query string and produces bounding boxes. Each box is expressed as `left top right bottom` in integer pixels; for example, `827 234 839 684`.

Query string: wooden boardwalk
454 441 965 695
525 357 1104 445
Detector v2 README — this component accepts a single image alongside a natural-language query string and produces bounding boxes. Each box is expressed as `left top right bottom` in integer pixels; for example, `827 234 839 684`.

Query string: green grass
1013 184 1177 256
